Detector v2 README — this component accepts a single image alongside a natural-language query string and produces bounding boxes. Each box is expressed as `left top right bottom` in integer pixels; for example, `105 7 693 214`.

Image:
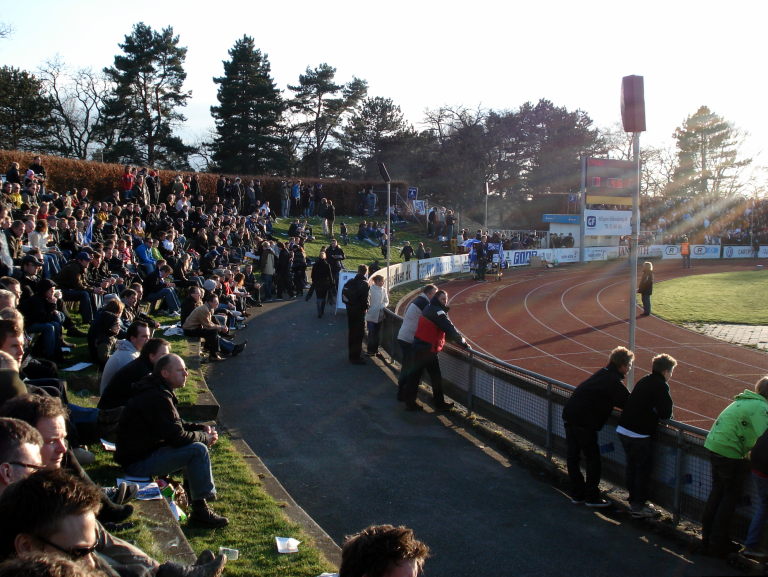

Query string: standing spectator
407 290 469 412
260 241 276 302
309 251 334 319
637 261 654 316
617 353 676 518
680 235 691 269
365 275 389 358
562 346 633 507
701 376 768 557
744 426 768 559
120 165 135 201
116 353 229 527
343 265 370 365
399 241 414 262
326 238 346 289
396 284 437 402
326 199 336 238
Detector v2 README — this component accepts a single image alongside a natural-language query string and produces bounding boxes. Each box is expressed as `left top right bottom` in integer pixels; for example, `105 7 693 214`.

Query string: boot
157 554 227 577
189 499 229 528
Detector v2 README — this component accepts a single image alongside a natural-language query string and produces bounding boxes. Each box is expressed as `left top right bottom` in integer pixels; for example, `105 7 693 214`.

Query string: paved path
687 323 768 351
206 297 729 577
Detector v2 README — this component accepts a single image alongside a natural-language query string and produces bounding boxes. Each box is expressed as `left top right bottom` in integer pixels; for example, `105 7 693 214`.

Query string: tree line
0 22 759 212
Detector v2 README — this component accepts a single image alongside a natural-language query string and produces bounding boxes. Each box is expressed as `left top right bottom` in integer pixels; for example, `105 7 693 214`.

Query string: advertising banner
722 245 757 259
584 209 632 236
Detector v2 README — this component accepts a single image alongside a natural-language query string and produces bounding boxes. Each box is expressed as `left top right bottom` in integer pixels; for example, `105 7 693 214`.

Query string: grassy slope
654 270 768 324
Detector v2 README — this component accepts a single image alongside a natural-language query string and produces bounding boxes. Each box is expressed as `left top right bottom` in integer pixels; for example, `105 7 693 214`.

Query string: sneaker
169 311 181 318
231 342 247 357
189 501 229 528
585 497 611 508
159 555 227 577
630 505 659 519
570 496 585 505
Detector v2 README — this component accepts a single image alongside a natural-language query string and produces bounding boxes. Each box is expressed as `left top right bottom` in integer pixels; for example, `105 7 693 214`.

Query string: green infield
653 270 768 324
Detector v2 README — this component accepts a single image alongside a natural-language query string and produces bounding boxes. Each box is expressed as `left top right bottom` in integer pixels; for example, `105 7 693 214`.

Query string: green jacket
704 390 768 459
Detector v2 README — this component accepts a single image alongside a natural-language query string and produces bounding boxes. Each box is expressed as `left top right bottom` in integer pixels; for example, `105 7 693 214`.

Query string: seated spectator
142 265 181 317
99 321 150 395
54 252 101 325
135 236 156 275
116 353 229 528
87 298 123 368
98 338 171 412
182 293 244 361
18 279 66 362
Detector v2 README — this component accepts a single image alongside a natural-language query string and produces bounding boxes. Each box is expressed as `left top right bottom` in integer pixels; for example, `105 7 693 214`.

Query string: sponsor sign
760 246 768 259
691 245 721 259
584 209 632 236
723 245 757 259
412 199 426 215
543 214 580 224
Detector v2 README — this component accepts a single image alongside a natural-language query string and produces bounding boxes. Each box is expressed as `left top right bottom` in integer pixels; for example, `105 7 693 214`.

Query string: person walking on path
562 346 633 507
701 376 768 558
310 250 334 318
617 353 676 518
343 265 370 365
637 261 654 316
407 290 469 412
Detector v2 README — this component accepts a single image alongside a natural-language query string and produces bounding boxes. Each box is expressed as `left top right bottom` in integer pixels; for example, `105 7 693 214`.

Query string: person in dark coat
343 265 369 364
98 338 171 411
617 353 676 518
562 346 633 507
637 261 654 316
115 353 228 528
310 251 334 318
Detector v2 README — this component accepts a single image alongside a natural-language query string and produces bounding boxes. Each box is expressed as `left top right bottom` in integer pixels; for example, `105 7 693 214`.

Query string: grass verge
654 270 768 324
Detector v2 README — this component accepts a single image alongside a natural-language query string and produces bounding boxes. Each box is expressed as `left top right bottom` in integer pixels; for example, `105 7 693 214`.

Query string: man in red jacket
405 290 469 412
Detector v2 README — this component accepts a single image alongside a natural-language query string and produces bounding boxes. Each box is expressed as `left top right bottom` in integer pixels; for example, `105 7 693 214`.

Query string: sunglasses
35 533 98 560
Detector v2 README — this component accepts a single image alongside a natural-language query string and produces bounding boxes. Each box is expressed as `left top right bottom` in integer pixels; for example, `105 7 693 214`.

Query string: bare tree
38 57 110 159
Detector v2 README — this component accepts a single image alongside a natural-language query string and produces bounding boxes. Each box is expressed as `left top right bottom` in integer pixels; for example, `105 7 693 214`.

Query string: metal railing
380 309 758 530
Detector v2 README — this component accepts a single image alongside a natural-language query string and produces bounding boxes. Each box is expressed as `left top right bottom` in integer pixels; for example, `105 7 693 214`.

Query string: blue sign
543 214 580 224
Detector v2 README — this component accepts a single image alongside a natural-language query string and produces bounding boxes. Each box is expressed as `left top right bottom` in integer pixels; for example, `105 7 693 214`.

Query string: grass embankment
73 214 450 576
654 270 768 324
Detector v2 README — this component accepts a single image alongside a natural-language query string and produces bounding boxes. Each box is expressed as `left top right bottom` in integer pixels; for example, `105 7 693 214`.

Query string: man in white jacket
99 321 150 394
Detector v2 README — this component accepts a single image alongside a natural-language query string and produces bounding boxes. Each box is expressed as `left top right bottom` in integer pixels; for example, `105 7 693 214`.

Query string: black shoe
98 501 134 524
231 342 247 357
67 326 87 338
189 500 229 528
158 555 227 577
105 481 138 505
194 550 216 566
256 303 263 307
434 401 454 411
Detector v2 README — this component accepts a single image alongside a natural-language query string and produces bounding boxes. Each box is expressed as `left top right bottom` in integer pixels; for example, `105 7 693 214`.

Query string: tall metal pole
484 182 489 231
378 162 392 289
627 132 641 388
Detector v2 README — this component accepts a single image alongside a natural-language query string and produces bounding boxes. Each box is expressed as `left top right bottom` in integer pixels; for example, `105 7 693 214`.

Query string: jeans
123 442 216 501
397 339 413 400
27 322 62 358
701 451 750 552
564 424 601 501
62 288 95 323
261 274 274 300
146 287 180 313
619 434 653 507
366 321 381 355
746 472 768 548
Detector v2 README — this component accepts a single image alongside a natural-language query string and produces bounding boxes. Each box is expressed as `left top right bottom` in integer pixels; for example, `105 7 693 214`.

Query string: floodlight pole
627 132 640 389
484 182 490 231
378 162 392 288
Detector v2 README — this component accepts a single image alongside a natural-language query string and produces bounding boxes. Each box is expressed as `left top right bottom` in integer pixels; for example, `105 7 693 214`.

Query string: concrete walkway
206 298 729 577
686 323 768 351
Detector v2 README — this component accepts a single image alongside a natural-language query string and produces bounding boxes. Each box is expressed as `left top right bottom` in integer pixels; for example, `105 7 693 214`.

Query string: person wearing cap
54 251 102 325
18 279 66 360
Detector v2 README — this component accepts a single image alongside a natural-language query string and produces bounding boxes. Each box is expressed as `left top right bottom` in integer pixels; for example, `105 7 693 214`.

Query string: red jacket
414 315 446 353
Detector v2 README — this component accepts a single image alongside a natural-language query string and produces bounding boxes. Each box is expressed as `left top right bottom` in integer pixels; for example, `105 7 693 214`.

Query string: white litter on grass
275 537 301 553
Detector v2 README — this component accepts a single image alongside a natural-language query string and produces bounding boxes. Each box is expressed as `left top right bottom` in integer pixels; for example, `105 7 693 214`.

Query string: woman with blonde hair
638 261 654 316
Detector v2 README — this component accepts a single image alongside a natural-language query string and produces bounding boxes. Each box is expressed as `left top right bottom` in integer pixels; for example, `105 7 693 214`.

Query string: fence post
546 382 553 461
672 427 684 526
467 350 475 414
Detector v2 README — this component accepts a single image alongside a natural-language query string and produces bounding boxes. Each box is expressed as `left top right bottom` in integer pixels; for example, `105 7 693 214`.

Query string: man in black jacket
562 346 633 507
344 265 369 365
617 353 675 518
115 354 228 528
98 338 171 411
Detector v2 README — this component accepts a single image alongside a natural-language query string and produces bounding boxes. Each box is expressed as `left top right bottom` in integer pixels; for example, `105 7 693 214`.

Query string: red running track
445 259 768 430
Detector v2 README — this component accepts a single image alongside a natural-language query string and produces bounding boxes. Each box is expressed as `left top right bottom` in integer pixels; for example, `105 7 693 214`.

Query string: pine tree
342 96 409 174
669 106 750 198
288 63 367 177
101 22 193 168
0 66 54 151
210 35 287 175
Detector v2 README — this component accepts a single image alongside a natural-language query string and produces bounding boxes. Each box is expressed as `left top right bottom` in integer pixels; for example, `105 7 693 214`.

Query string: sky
1 0 766 175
